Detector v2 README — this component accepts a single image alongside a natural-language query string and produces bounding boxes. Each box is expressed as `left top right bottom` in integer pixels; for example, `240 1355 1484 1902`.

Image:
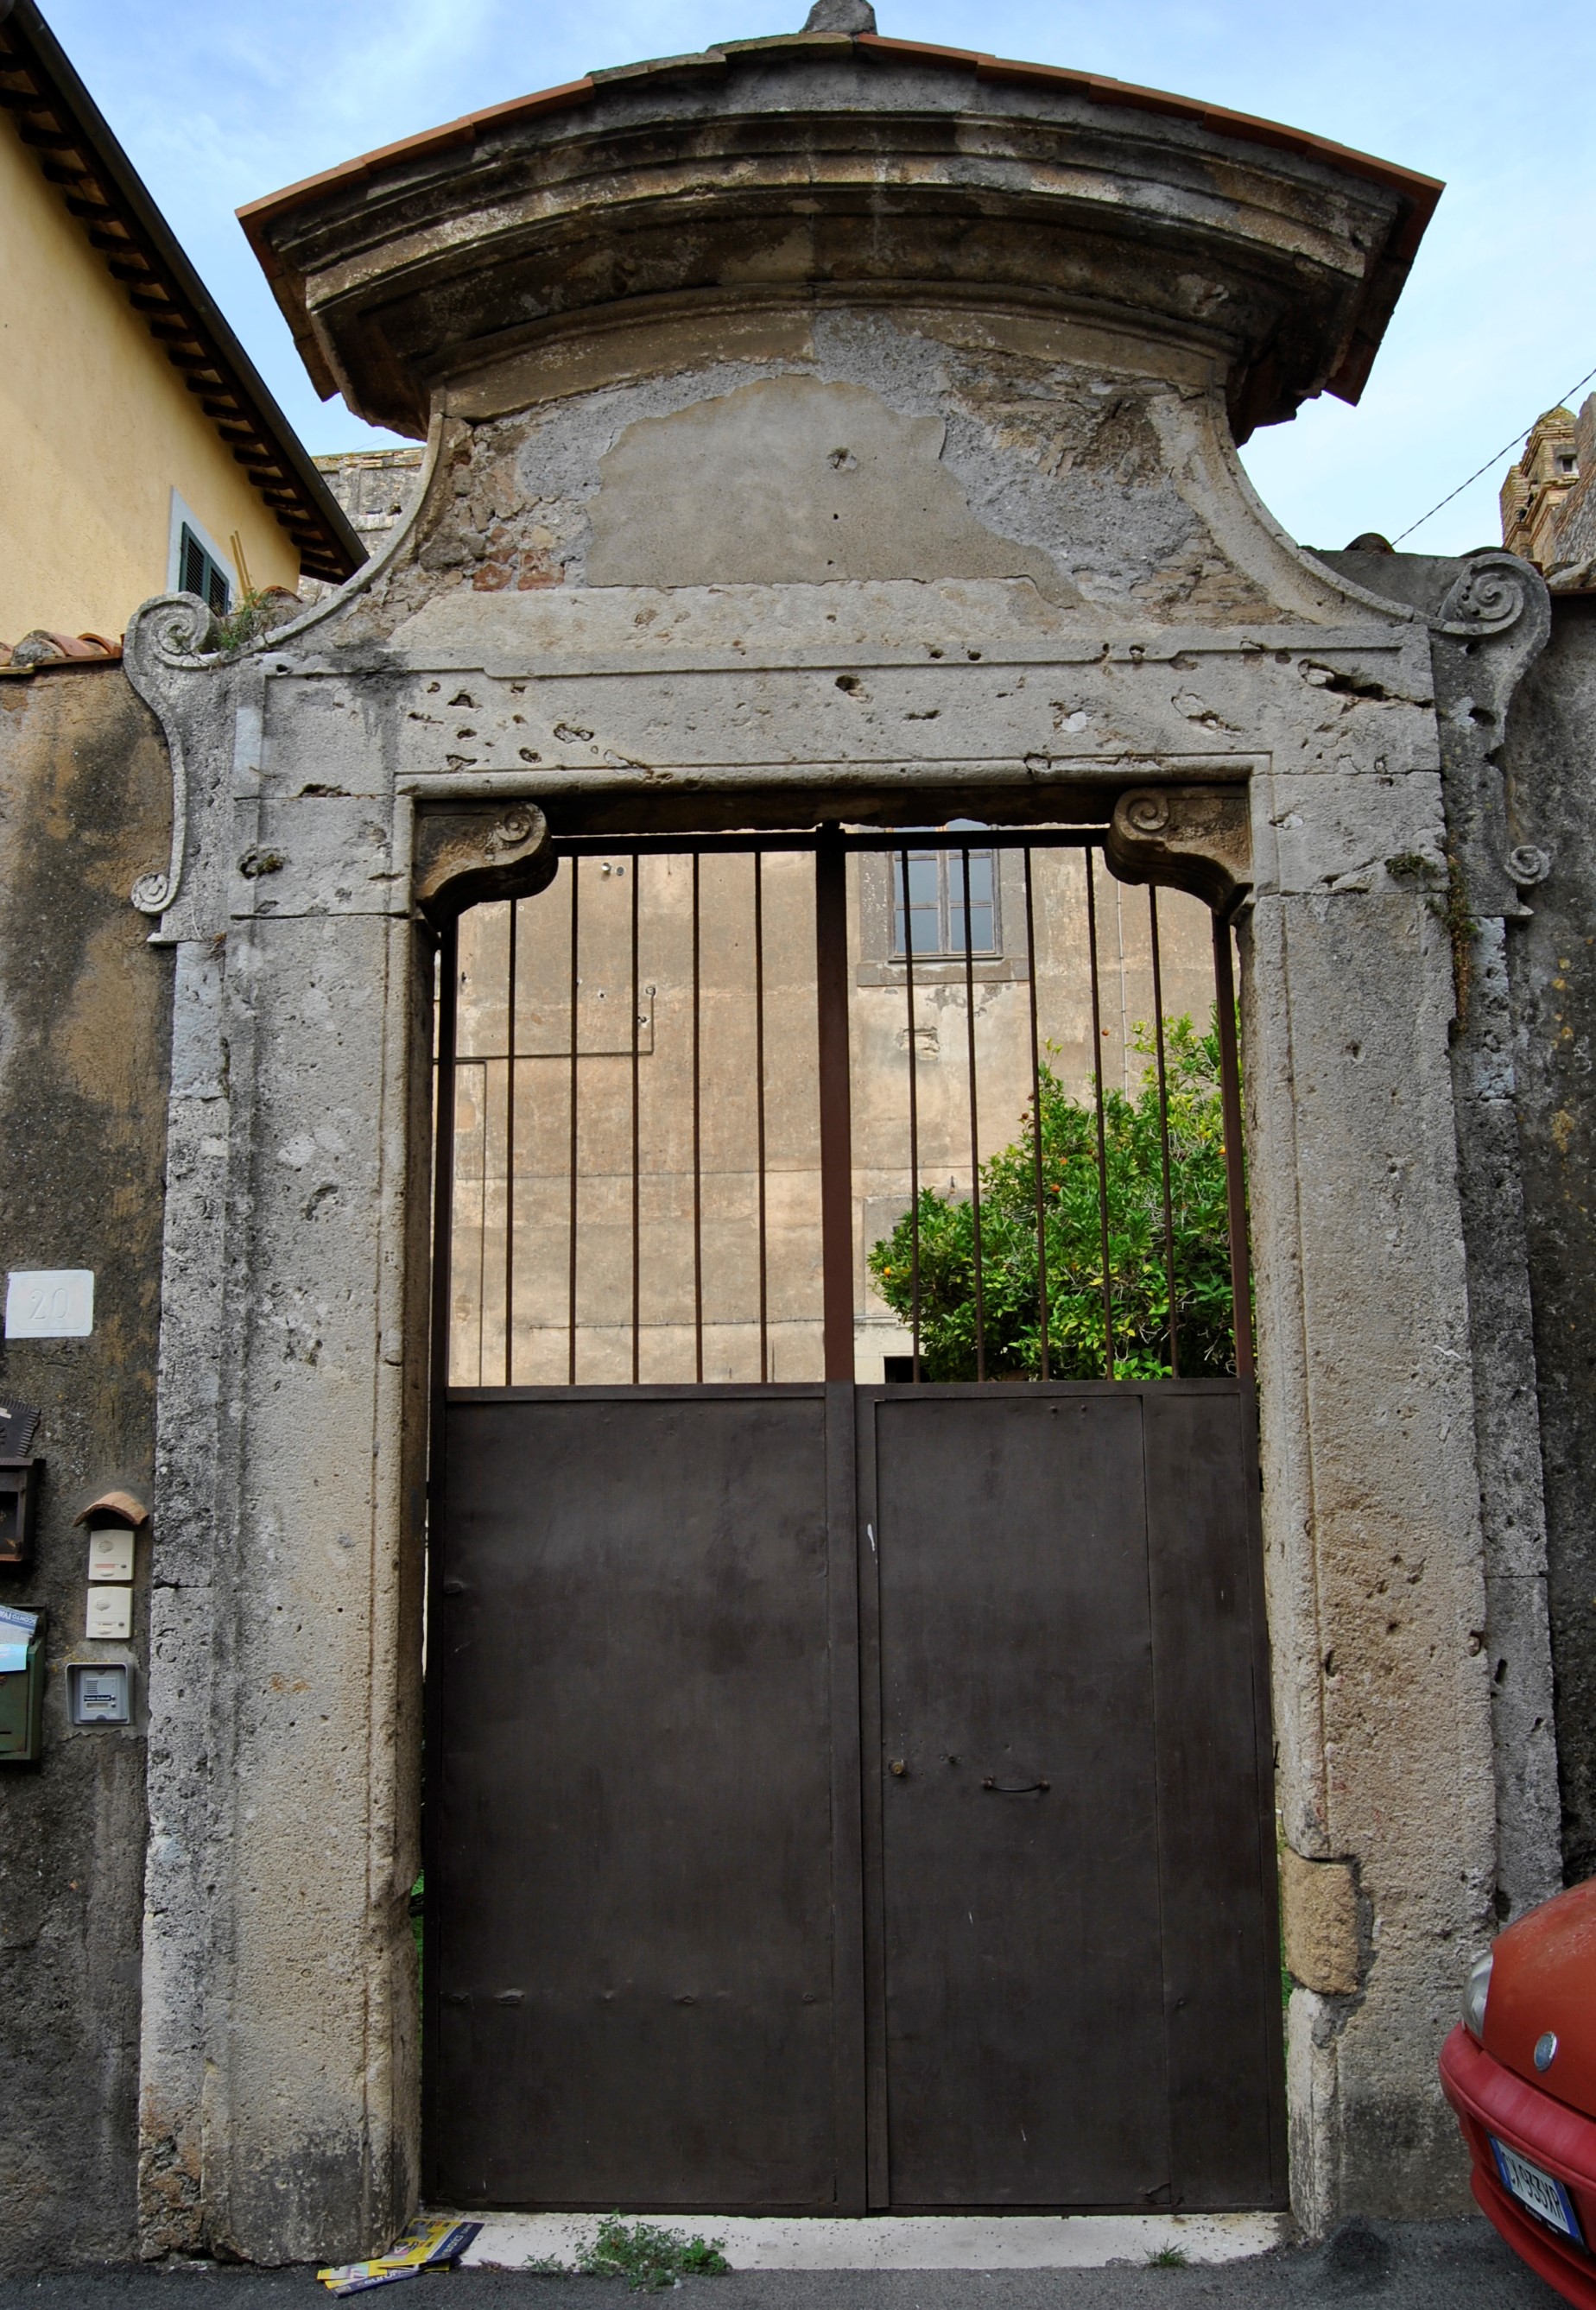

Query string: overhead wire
1391 361 1596 545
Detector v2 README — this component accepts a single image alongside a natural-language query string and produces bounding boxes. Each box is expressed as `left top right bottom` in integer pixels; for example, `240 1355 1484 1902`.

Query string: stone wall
1499 397 1596 583
0 660 174 2271
1551 401 1596 570
301 451 427 605
1501 593 1596 1882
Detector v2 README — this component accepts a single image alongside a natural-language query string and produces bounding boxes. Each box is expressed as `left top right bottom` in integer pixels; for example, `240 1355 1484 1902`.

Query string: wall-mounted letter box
0 1405 43 1569
0 1460 41 1567
0 1605 45 1761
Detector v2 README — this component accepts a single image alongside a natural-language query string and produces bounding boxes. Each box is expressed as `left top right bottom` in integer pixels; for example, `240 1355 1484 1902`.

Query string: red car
1441 1876 1596 2306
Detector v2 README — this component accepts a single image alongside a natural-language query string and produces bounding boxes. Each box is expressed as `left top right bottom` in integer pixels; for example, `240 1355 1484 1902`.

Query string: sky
43 0 1596 555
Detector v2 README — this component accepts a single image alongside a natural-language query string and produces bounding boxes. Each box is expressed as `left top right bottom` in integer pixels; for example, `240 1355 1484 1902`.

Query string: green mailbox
0 1605 45 1762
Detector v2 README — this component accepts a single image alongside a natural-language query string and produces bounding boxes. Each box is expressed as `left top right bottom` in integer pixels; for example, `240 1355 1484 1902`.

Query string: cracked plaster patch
585 376 1081 600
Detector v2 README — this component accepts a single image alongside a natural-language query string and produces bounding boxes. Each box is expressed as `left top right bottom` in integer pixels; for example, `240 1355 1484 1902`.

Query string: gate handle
982 1776 1050 1794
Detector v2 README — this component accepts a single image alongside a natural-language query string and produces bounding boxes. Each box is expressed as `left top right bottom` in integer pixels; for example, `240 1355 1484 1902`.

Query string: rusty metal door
425 825 1284 2213
859 1381 1282 2211
428 1385 863 2211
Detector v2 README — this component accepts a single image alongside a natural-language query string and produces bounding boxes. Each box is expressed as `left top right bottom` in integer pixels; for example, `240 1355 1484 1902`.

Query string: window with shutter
177 524 231 615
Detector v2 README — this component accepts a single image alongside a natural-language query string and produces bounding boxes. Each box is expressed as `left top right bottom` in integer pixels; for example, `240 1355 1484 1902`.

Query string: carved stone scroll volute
1429 548 1552 921
1104 784 1252 914
413 804 556 922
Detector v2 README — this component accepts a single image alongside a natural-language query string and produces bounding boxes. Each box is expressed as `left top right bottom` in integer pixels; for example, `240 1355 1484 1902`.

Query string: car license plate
1492 2136 1586 2244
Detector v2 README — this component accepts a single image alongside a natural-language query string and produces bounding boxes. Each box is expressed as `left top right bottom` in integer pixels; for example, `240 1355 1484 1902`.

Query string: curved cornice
239 32 1440 443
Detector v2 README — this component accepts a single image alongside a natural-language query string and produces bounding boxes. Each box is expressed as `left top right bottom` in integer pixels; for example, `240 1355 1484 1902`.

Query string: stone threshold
452 2211 1290 2270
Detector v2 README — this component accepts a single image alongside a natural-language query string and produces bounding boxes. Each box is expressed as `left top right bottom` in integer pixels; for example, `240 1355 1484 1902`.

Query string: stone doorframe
120 536 1558 2263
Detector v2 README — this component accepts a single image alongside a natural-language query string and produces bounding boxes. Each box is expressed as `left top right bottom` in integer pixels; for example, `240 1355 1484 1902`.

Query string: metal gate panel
1141 1384 1284 2207
860 1380 1283 2211
428 1386 864 2211
864 1384 1167 2208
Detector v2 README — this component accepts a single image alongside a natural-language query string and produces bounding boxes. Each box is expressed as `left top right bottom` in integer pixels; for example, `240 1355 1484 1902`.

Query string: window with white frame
890 845 1000 961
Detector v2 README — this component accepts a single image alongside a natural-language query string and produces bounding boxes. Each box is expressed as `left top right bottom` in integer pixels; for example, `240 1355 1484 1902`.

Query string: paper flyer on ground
318 2217 482 2294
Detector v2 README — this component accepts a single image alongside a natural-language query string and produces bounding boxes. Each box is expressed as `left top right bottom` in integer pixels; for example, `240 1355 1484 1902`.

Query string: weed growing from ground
208 587 302 657
529 2214 729 2290
1144 2244 1189 2269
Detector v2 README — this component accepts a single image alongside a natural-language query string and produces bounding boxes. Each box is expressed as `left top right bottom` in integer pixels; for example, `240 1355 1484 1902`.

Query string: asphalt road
0 2222 1563 2310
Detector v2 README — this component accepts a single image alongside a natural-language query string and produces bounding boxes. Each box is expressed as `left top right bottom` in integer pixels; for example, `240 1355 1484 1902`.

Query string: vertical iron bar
823 1379 868 2211
961 846 986 1383
567 857 580 1386
473 1065 486 1389
1023 850 1050 1382
503 901 517 1387
1085 850 1116 1379
901 851 922 1383
1212 912 1255 1380
430 920 459 1408
693 851 704 1384
1148 887 1180 1378
421 915 456 2181
630 850 641 1386
815 829 856 1383
754 853 770 1384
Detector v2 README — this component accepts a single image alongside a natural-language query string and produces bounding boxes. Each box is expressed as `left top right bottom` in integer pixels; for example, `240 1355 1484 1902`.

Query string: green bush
866 1013 1238 1381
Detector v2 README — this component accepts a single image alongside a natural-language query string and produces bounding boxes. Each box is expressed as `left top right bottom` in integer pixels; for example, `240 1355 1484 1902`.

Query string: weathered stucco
1313 546 1563 1938
1499 596 1596 1884
0 661 174 2271
0 27 1555 2270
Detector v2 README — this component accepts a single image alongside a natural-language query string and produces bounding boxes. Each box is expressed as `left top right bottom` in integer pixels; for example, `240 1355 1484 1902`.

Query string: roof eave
238 33 1442 445
238 32 1441 431
0 0 366 580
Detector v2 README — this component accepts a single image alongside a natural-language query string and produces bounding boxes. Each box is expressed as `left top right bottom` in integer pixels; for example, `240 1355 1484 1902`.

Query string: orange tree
866 1014 1238 1380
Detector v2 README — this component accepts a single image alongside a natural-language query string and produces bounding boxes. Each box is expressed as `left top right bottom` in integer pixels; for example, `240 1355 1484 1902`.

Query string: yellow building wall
0 113 301 643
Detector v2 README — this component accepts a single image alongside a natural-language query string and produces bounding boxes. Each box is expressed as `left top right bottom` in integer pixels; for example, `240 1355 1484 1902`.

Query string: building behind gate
2 10 1591 2271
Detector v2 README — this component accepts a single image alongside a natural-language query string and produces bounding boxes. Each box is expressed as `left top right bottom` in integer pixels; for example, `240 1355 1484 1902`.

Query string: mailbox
0 1459 41 1568
0 1401 42 1569
0 1605 45 1762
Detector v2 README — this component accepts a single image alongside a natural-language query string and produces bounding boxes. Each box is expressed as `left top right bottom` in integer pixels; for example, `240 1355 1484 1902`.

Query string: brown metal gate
425 827 1284 2213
